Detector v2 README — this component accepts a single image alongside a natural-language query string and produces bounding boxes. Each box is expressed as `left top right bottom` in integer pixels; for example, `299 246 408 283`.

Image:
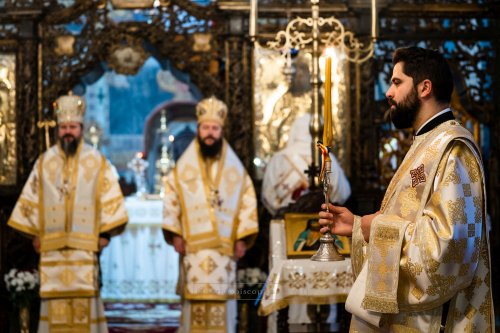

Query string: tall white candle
250 0 258 37
371 0 377 39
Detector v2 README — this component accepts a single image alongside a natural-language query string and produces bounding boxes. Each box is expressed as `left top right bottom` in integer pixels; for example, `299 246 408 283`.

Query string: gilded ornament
107 42 148 76
54 35 75 56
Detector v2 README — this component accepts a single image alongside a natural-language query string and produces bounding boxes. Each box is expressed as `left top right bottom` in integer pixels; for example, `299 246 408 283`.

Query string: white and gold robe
162 140 259 333
346 120 494 332
8 142 128 333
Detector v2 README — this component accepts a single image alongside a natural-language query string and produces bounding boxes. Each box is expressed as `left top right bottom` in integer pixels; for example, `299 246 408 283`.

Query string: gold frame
284 213 350 258
0 52 17 186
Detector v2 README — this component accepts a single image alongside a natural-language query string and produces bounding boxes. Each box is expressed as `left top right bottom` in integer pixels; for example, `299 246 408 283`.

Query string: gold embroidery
464 322 477 333
332 271 353 288
479 290 492 319
59 268 76 286
79 155 98 181
464 154 480 183
101 177 111 194
374 226 399 241
463 279 477 303
208 303 226 327
73 299 90 323
102 196 123 215
465 305 477 319
473 196 482 224
310 272 330 289
199 283 217 295
376 279 388 292
84 270 93 283
45 156 61 184
20 202 34 219
199 256 218 275
31 174 38 195
447 197 467 225
484 271 491 287
422 144 440 165
471 237 481 262
427 258 440 273
224 166 241 197
362 296 398 314
180 164 198 193
459 263 471 277
442 160 461 187
50 299 72 324
191 303 207 328
442 239 467 263
288 272 307 289
468 224 475 237
426 274 456 297
462 183 472 197
399 187 419 218
411 287 424 300
401 257 423 281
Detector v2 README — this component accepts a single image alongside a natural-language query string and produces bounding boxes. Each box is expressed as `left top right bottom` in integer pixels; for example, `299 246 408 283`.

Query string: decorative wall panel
0 53 16 186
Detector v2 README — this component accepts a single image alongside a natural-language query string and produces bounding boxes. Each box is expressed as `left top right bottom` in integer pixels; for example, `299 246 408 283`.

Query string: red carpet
105 302 180 333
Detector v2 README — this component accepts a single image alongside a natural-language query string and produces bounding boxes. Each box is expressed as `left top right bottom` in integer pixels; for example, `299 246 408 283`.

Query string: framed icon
284 213 351 258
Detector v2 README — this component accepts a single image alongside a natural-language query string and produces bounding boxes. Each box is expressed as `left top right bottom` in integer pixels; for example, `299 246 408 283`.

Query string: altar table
100 197 180 302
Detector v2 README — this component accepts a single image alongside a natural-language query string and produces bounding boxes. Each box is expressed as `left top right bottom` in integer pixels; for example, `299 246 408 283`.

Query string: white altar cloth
100 197 180 302
258 219 353 316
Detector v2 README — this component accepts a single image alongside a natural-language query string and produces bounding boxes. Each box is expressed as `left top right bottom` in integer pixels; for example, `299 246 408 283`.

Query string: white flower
8 269 17 278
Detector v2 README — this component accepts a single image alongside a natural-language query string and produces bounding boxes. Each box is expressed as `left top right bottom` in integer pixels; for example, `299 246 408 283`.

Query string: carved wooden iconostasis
0 0 500 332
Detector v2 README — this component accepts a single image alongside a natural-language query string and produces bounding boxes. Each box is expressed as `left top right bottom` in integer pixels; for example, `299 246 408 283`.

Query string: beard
197 134 223 158
59 134 81 157
388 86 420 129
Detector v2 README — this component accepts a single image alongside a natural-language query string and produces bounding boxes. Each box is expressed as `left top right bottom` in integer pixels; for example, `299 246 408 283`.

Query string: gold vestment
348 121 494 332
8 142 128 332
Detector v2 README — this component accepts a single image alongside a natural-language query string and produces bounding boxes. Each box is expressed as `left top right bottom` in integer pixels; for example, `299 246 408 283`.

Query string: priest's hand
233 240 247 260
98 237 110 251
173 235 186 255
32 236 41 253
318 203 354 236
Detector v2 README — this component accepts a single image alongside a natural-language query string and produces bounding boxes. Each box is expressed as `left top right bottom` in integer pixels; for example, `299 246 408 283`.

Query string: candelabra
250 0 376 261
128 152 149 199
154 110 175 197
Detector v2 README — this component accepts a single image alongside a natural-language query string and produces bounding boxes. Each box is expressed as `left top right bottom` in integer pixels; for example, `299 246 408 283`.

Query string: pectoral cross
208 186 223 209
57 180 74 201
37 119 57 149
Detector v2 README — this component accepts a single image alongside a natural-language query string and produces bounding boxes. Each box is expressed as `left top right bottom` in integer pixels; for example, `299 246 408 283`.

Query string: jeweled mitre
196 96 227 126
54 93 86 124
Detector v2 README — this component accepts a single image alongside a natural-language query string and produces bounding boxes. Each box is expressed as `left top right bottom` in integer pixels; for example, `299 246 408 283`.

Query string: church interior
0 0 499 332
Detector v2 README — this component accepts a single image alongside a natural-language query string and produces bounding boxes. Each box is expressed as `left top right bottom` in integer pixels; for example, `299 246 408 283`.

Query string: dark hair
392 46 454 104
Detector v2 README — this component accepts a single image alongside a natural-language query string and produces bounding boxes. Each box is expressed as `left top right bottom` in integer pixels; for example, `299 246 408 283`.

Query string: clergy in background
8 93 128 333
319 46 494 332
262 113 351 216
162 96 259 333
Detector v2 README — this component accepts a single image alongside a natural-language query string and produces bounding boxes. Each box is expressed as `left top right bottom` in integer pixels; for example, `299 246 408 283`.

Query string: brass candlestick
311 159 344 261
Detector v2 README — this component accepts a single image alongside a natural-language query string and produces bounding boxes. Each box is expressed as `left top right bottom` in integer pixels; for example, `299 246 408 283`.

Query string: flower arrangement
237 267 267 301
4 268 39 308
237 267 267 288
